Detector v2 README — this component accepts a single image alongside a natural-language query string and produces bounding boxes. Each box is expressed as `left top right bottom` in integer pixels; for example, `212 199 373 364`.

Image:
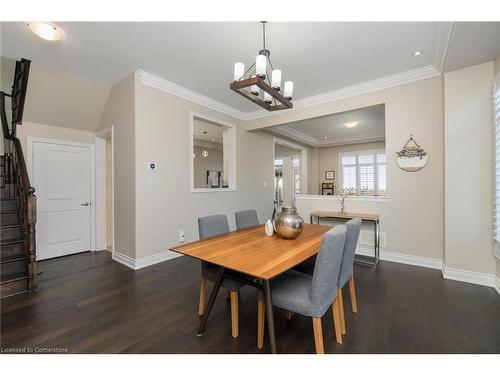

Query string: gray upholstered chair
235 209 259 230
256 225 347 354
292 218 362 336
335 218 362 335
197 214 245 338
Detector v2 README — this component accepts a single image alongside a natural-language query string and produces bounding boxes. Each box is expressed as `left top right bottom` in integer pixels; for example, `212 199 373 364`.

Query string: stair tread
0 238 24 246
1 271 28 284
1 224 21 229
1 254 26 264
0 210 19 214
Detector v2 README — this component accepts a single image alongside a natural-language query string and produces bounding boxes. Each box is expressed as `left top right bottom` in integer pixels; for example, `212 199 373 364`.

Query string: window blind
340 150 386 196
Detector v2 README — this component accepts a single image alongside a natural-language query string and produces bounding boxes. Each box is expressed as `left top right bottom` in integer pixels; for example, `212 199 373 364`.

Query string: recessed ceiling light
211 138 215 142
344 122 359 128
26 22 63 41
412 51 423 56
323 136 328 139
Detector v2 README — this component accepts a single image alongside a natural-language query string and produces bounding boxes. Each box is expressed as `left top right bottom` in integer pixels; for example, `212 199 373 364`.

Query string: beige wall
251 76 444 261
193 145 223 188
17 121 96 153
444 62 495 275
317 141 386 194
134 79 274 260
97 74 136 259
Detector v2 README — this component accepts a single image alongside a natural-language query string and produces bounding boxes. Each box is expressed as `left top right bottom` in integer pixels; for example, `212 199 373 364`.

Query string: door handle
81 202 90 206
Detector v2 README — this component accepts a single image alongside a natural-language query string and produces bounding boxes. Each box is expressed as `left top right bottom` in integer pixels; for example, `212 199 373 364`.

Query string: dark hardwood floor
1 251 500 354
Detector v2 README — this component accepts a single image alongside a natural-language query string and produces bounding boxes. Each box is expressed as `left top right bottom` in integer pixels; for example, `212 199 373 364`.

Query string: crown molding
136 70 247 120
137 65 441 124
268 125 385 148
268 125 319 147
244 65 441 121
434 22 455 73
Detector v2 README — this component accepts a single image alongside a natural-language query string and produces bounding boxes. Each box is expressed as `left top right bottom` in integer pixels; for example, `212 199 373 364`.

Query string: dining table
170 223 331 354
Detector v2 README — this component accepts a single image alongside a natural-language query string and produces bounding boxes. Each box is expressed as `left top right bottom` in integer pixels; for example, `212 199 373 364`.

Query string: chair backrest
198 214 230 240
338 218 362 288
310 225 347 317
235 209 259 230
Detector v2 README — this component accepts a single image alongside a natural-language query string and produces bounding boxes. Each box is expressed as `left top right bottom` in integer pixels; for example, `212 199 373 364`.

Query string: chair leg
311 317 324 354
332 298 343 344
198 277 206 316
285 310 294 320
230 291 239 338
257 299 265 349
348 275 358 313
337 288 346 335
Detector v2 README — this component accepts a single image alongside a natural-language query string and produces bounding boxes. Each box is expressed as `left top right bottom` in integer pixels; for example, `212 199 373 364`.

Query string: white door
33 140 92 260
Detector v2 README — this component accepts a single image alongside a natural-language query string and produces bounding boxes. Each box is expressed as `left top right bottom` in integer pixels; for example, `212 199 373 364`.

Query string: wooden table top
170 223 331 280
310 211 379 221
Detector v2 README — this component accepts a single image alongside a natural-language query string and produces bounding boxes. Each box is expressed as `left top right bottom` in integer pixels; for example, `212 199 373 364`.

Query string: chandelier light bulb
233 62 244 81
264 92 272 103
250 85 260 96
284 81 294 99
256 55 267 79
271 69 282 91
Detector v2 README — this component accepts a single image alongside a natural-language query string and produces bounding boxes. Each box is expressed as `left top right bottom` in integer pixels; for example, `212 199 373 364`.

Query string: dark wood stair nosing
0 239 25 246
1 274 28 285
1 255 27 264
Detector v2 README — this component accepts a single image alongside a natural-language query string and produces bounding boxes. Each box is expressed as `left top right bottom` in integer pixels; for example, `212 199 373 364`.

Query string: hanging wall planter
396 135 428 172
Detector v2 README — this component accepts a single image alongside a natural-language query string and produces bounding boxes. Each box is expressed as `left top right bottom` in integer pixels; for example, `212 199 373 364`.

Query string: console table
309 211 380 266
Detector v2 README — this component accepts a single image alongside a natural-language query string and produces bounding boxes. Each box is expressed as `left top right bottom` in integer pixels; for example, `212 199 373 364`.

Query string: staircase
1 155 31 297
1 58 37 299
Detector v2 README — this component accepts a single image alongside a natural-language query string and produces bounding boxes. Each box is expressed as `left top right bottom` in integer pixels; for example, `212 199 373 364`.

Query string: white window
340 150 386 196
494 77 500 246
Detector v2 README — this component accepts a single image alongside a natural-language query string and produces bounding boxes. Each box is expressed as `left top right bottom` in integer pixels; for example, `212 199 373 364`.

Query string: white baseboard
355 247 442 270
495 277 500 296
112 250 182 270
442 267 496 288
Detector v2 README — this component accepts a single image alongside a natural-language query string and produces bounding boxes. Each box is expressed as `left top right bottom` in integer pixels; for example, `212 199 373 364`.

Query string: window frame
339 148 387 196
189 112 237 193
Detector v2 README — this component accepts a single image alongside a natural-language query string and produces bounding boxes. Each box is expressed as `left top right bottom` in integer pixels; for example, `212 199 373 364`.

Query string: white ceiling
271 104 385 147
1 22 498 114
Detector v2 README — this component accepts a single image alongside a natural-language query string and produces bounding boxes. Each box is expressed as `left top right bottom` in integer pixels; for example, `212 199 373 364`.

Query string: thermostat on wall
147 161 158 170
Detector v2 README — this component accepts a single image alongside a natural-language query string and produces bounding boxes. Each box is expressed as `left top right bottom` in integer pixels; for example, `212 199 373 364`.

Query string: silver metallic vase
273 206 304 239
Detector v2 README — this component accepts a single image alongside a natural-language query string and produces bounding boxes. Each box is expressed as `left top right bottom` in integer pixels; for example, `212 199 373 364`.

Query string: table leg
197 266 225 336
263 279 277 354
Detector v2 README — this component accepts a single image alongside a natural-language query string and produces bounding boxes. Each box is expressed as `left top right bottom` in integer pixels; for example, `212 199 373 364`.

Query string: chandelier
230 21 293 111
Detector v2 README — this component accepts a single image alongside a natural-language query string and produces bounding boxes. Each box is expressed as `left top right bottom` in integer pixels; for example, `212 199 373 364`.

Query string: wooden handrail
1 90 37 291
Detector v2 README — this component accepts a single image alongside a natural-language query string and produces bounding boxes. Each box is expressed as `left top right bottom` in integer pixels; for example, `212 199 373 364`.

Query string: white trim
189 111 237 193
442 267 496 288
355 247 443 270
136 70 246 120
495 277 500 296
244 65 441 121
296 194 390 202
112 249 182 270
136 66 441 122
95 127 115 256
434 22 455 73
267 125 385 148
27 136 97 253
112 251 136 270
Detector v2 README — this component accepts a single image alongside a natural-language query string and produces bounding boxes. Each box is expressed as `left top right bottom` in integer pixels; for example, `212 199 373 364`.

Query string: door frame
95 127 115 256
27 136 97 253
